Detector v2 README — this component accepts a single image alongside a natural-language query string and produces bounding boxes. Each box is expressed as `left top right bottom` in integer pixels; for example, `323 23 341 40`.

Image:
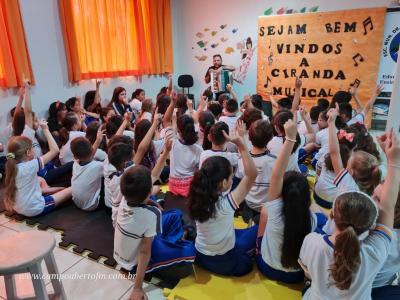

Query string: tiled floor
0 217 165 300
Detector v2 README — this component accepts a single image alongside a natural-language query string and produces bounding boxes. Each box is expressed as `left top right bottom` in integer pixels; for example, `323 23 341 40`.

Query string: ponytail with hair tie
6 153 15 160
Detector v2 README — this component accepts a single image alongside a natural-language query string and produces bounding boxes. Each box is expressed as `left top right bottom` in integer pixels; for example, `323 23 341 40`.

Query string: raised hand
96 128 105 143
226 84 232 93
284 119 297 140
39 120 49 131
374 84 384 96
327 103 339 124
124 112 133 123
171 90 178 103
236 119 246 137
295 77 302 89
299 106 309 121
349 85 358 96
222 129 245 150
187 98 193 111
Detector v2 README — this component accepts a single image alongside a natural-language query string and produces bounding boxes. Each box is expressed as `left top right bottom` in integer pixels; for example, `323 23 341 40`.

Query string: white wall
0 0 397 129
172 0 397 103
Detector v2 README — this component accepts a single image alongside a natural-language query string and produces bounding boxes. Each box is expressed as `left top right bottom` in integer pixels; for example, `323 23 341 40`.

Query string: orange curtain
59 0 173 82
0 0 34 88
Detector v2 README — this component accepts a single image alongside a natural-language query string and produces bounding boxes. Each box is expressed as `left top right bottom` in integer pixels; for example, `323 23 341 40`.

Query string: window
59 0 173 82
0 0 34 87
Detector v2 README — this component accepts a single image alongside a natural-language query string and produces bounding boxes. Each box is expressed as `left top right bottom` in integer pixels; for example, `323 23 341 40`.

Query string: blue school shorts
41 195 56 215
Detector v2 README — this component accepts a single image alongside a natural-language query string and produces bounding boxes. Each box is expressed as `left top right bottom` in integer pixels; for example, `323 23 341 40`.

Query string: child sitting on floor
256 118 326 284
189 129 258 276
299 128 400 299
59 112 85 165
169 114 203 197
114 140 195 300
5 121 71 217
219 98 239 135
236 119 275 224
199 121 239 169
70 131 104 211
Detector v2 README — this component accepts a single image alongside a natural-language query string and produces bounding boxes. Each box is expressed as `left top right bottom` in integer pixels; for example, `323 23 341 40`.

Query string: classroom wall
171 0 396 103
0 0 179 129
0 0 397 129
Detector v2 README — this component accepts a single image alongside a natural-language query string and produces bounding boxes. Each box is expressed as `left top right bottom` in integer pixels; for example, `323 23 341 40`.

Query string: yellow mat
163 265 302 300
163 216 302 300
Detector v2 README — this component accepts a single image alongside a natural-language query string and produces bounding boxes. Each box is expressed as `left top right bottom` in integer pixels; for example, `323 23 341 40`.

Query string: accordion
210 68 233 93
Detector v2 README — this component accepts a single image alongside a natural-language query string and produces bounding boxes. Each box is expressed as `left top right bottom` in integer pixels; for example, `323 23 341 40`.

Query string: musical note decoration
363 16 373 35
264 76 272 88
352 53 364 67
350 79 361 88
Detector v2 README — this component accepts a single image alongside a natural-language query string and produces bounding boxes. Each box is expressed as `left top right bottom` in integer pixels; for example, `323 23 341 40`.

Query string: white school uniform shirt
314 127 332 166
314 162 337 203
129 98 142 117
300 225 393 300
114 199 161 270
199 149 239 169
374 229 400 287
169 138 203 178
260 197 318 272
298 121 319 135
59 131 86 165
219 115 238 135
123 130 135 139
14 158 45 217
347 112 365 126
323 169 360 235
267 135 306 172
94 149 107 162
103 159 135 226
140 111 152 122
22 126 42 158
195 193 239 255
236 150 276 211
72 160 103 211
153 139 165 158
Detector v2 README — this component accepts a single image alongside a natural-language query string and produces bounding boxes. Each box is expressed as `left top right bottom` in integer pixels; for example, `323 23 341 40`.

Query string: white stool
0 231 67 300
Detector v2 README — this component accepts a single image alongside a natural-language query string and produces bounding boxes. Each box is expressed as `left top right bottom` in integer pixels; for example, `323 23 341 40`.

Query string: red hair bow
338 130 354 143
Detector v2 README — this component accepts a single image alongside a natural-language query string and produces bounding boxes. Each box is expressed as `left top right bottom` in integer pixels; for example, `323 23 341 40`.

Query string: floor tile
2 220 37 232
59 258 133 300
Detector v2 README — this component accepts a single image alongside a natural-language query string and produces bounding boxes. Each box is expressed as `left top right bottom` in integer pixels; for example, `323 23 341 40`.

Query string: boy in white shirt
199 122 239 169
71 133 104 211
219 99 239 135
114 164 195 300
236 119 276 223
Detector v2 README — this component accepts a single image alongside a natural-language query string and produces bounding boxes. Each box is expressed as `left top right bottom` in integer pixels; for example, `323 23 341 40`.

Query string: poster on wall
257 7 386 106
377 10 400 91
